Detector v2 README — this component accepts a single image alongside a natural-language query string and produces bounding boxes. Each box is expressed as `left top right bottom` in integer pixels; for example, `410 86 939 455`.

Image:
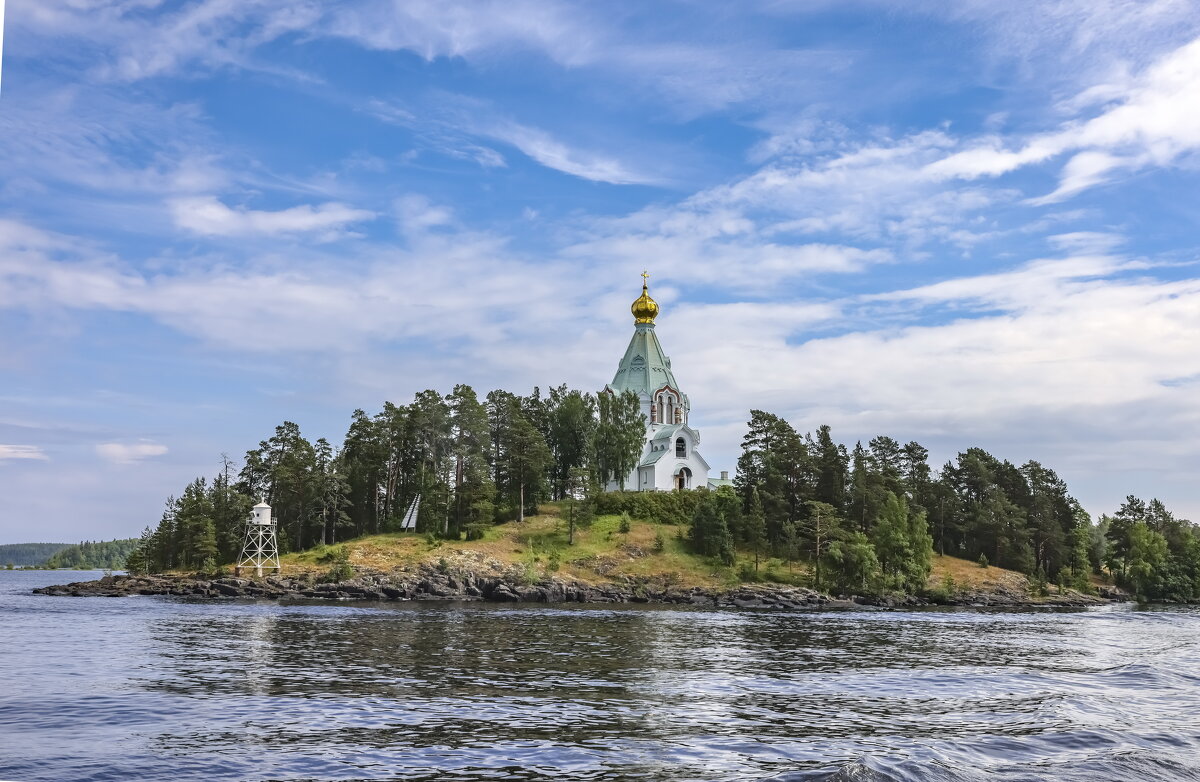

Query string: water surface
2 570 1198 781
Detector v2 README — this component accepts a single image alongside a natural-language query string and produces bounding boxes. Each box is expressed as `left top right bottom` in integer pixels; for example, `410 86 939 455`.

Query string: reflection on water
2 571 1199 781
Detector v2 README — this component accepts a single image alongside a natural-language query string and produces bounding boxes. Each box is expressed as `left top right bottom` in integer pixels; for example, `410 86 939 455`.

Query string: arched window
676 437 687 458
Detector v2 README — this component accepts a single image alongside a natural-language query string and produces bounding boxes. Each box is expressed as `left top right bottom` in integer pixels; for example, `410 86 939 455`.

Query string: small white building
604 276 711 491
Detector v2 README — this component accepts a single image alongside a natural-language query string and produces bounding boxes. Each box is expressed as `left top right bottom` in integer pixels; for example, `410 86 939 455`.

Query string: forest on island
43 539 140 570
127 385 644 574
644 411 1200 602
0 543 70 568
126 390 1200 603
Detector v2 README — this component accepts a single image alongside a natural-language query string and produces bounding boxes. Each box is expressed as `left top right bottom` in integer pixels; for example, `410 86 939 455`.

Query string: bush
738 561 757 582
653 529 666 554
320 545 354 583
547 549 561 572
594 490 706 526
619 512 632 534
977 553 989 569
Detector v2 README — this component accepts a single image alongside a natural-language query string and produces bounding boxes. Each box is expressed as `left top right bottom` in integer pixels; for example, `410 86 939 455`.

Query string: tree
546 387 597 499
811 425 848 508
1126 522 1168 599
563 466 596 545
822 533 880 595
447 385 494 539
690 491 735 565
800 500 842 590
872 492 914 591
595 390 646 490
744 487 768 573
497 403 552 522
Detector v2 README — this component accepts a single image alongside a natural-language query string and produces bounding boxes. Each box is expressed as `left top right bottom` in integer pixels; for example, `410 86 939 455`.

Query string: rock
491 585 519 602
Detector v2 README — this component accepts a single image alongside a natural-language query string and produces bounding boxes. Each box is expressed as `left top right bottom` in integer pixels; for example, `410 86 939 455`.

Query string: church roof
608 324 684 400
639 449 669 467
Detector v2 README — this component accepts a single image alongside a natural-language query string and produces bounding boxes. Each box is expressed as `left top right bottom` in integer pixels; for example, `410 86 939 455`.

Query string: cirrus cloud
170 196 376 238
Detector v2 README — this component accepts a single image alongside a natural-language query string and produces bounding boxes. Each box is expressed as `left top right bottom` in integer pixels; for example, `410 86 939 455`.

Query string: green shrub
547 549 561 572
320 545 354 583
619 512 632 534
978 553 989 569
653 529 666 553
594 490 706 526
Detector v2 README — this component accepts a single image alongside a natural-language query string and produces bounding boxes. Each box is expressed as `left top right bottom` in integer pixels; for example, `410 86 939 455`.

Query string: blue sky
3 0 1200 543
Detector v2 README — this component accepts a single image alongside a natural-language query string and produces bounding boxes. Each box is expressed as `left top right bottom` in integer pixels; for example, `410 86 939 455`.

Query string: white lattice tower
236 501 280 577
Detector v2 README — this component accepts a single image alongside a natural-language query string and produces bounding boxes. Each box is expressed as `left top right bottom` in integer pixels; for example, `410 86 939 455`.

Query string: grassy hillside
280 506 813 590
269 505 1050 599
927 554 1029 593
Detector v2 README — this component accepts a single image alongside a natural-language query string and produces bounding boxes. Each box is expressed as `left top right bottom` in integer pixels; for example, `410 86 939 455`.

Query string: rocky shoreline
33 556 1121 609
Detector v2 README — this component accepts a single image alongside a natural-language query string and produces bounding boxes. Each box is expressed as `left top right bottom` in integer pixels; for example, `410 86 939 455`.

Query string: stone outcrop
34 566 842 609
32 557 1125 609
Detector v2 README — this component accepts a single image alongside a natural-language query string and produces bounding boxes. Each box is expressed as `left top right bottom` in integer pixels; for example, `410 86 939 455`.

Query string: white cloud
484 120 660 185
170 196 376 238
925 35 1200 199
0 445 49 462
96 441 169 465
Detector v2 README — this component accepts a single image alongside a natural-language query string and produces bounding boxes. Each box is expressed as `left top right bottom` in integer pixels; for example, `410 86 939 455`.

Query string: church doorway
675 467 692 491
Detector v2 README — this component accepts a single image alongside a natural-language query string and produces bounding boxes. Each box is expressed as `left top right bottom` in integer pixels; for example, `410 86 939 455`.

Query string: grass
273 506 750 589
927 553 1028 593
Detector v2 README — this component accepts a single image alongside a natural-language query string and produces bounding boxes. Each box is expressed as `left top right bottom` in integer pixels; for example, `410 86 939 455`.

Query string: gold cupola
631 271 659 324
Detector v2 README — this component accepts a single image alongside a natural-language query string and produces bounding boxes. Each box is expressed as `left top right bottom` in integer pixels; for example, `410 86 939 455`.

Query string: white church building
604 274 722 492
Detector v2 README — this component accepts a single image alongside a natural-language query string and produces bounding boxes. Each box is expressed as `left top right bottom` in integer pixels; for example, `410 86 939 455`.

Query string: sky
3 0 1200 543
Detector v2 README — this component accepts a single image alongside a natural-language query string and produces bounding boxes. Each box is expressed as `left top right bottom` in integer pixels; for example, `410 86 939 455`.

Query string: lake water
2 570 1199 781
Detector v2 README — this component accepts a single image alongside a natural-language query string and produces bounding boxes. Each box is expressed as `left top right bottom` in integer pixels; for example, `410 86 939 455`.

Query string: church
605 274 728 492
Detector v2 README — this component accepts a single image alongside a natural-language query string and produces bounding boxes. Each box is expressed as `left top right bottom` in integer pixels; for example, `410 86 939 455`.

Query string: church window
676 437 686 458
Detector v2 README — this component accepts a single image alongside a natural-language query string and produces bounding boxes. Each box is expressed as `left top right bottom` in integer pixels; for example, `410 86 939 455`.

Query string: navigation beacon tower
235 501 280 577
605 272 711 491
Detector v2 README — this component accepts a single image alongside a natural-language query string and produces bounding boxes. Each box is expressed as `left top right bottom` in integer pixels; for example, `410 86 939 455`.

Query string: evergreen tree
447 384 494 539
744 487 768 573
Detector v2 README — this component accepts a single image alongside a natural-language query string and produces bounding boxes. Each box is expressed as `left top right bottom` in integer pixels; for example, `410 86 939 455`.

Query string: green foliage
821 532 881 595
978 553 989 569
594 489 704 526
44 538 140 570
619 512 632 534
1030 567 1049 597
0 543 71 568
653 528 666 553
321 545 354 583
689 490 736 565
595 390 646 491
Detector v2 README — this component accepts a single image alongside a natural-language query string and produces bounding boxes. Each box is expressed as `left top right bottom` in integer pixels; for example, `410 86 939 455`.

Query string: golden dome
631 272 659 324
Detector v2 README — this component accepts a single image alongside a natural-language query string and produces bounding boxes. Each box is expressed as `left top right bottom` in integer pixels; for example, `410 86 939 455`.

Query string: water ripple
3 570 1200 781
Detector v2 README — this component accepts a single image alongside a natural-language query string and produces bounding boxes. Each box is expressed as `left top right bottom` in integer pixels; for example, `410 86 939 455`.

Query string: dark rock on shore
34 566 838 609
32 565 1123 609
